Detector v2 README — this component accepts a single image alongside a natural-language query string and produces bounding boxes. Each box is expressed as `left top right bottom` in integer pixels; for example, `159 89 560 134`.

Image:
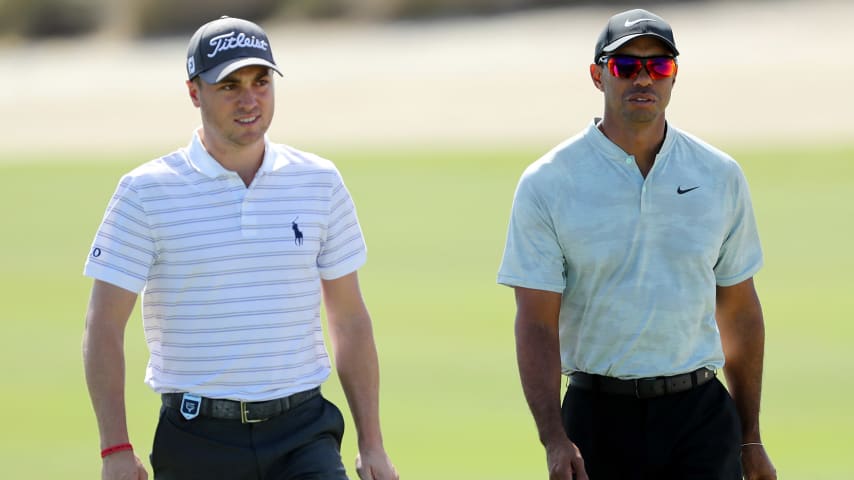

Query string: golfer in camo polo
498 9 776 480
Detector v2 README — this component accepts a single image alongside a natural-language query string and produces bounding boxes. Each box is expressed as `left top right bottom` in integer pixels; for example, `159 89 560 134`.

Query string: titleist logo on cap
207 31 269 58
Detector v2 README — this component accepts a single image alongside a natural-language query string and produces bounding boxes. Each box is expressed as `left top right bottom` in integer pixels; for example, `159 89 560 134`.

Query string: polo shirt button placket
640 184 649 213
241 185 259 238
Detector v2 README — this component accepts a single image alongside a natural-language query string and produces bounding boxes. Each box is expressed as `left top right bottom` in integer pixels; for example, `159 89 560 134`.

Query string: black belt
569 368 715 399
162 387 320 423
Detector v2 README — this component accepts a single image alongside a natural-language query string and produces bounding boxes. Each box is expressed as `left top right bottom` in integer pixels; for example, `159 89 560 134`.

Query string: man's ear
590 63 604 92
186 79 201 107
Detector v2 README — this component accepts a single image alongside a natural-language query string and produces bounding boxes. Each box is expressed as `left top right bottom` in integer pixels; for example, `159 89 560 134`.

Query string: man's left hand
741 444 776 480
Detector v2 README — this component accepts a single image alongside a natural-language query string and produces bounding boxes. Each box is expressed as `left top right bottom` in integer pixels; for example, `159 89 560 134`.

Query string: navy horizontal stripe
145 305 316 321
145 291 318 308
144 278 316 294
147 264 312 280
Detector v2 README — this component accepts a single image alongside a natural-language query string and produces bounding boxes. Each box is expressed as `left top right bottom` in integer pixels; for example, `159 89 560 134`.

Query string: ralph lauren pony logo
292 217 304 246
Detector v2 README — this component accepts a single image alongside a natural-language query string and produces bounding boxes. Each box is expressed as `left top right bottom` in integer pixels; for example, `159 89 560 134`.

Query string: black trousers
150 394 348 480
561 377 742 480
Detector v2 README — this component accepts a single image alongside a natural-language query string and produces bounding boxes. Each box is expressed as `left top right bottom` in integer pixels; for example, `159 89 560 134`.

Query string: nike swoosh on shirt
624 18 657 27
677 186 700 195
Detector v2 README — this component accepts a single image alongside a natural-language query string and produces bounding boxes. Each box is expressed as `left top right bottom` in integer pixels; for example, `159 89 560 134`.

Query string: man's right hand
102 451 148 480
545 437 588 480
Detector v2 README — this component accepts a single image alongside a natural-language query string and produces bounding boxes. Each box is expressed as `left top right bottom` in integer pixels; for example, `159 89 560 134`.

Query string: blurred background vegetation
0 0 709 38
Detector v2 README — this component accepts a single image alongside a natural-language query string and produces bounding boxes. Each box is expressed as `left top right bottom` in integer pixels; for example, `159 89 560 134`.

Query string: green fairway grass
1 143 852 479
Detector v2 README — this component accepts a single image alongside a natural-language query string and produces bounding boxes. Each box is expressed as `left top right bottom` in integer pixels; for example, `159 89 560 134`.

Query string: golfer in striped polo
83 16 398 480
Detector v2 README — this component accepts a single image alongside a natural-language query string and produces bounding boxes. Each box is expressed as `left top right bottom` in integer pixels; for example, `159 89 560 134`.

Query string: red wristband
101 442 133 458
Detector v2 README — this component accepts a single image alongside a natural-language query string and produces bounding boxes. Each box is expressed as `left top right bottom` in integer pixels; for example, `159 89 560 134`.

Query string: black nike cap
594 9 679 62
186 16 283 84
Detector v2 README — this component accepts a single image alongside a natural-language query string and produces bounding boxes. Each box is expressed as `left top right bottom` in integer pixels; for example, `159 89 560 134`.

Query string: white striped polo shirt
84 131 367 401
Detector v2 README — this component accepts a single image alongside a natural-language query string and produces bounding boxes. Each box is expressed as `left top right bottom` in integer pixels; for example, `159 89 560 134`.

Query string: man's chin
624 110 663 125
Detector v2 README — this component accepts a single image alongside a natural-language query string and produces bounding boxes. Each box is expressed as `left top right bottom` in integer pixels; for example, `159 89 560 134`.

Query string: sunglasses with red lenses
599 55 678 80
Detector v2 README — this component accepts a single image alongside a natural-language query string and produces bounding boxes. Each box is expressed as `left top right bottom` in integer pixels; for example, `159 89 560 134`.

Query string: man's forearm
332 315 384 450
83 322 132 448
722 316 766 441
515 317 566 446
83 281 138 449
716 280 767 442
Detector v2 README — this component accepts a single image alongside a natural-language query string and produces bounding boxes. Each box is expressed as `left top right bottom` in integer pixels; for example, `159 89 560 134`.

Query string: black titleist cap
594 9 679 62
186 16 282 84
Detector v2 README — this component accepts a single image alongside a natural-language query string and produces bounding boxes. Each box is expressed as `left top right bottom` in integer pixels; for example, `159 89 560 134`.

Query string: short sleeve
83 176 156 293
714 167 763 286
497 172 566 293
317 172 367 280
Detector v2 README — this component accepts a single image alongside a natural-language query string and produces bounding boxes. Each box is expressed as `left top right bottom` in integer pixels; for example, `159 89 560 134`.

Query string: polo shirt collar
585 118 676 160
186 128 277 178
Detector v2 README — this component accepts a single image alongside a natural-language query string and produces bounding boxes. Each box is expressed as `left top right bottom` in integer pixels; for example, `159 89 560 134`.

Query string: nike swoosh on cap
624 18 657 27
